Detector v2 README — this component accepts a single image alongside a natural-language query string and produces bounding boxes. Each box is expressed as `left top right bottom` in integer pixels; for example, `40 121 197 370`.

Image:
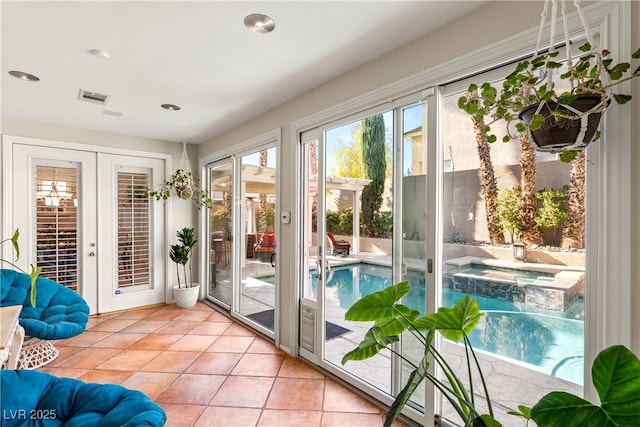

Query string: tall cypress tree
360 114 386 236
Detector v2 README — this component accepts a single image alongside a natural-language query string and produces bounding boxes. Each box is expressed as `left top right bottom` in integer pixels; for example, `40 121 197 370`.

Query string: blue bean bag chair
1 370 167 426
1 269 89 340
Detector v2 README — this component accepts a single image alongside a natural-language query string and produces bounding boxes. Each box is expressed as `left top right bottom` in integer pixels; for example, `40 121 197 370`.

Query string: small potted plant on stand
170 227 200 308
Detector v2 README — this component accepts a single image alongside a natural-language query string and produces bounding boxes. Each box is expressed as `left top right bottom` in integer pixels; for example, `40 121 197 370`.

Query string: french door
8 141 166 314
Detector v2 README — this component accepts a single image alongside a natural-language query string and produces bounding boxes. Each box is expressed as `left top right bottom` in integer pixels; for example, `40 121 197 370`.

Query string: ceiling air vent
102 109 123 117
78 89 109 105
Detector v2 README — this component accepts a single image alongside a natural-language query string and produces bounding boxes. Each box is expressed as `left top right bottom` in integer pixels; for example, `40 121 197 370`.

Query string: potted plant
1 228 41 307
147 142 212 209
459 42 640 162
342 281 640 426
148 168 212 209
170 227 200 308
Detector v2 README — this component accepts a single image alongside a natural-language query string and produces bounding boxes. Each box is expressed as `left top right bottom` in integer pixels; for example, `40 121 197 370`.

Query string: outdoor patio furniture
0 369 166 427
327 232 350 256
254 232 276 266
0 269 89 369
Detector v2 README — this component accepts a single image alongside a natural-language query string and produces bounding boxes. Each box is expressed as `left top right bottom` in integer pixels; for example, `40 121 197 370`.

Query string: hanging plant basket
147 143 212 209
518 95 608 152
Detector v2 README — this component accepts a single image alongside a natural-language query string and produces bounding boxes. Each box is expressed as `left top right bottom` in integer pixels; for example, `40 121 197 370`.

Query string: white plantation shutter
35 165 78 291
116 172 151 288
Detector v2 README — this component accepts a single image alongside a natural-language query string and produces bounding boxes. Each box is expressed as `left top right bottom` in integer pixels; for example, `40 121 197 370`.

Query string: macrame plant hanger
530 0 607 151
175 142 196 199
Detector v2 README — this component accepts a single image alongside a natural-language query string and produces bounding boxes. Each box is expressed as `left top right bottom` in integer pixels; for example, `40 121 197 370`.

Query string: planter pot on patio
173 283 200 308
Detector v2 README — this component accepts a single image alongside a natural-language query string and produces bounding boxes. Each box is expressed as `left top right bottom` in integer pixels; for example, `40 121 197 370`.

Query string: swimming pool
317 262 584 385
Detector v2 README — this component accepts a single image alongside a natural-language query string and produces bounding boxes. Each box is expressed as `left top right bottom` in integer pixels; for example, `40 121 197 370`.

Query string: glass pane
439 77 585 424
239 147 277 332
400 102 427 410
208 161 233 305
35 164 78 291
302 139 319 301
323 111 394 394
117 172 151 289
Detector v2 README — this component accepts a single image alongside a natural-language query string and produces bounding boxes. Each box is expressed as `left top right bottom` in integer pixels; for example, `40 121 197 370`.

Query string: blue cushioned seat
1 269 89 340
1 370 167 427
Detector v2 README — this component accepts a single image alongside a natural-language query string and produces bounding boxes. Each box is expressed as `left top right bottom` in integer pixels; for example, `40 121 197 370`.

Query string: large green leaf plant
342 282 640 427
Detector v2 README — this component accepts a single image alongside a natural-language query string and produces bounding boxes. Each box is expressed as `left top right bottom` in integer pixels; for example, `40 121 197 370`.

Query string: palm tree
562 151 585 248
518 133 542 244
258 149 268 232
472 118 505 244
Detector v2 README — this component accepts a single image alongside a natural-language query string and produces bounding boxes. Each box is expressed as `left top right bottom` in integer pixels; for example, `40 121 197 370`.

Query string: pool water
317 263 584 385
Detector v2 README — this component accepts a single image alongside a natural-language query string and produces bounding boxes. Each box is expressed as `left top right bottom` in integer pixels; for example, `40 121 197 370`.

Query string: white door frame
2 135 171 314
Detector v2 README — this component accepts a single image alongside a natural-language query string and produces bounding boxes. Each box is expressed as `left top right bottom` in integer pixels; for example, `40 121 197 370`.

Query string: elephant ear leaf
345 281 411 321
531 345 640 426
414 294 482 342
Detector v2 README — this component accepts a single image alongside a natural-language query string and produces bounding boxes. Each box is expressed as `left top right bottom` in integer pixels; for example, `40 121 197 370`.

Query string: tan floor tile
205 311 234 323
129 333 184 350
223 323 257 337
53 347 122 369
48 346 84 366
141 351 201 373
78 369 133 384
186 352 243 375
175 310 213 322
168 334 218 352
155 320 200 334
248 337 286 355
278 356 325 379
258 409 322 427
122 371 179 400
207 336 255 353
161 404 205 427
321 412 385 426
145 309 183 321
96 349 162 371
88 318 138 332
266 378 325 410
114 307 162 320
210 376 275 407
37 367 88 378
231 353 284 377
187 322 229 336
56 331 113 347
122 320 169 333
85 317 108 329
323 379 379 413
193 406 261 427
92 332 148 348
156 373 226 405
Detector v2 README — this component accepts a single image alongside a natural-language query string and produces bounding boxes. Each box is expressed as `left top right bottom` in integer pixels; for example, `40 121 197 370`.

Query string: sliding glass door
205 138 279 338
299 98 430 419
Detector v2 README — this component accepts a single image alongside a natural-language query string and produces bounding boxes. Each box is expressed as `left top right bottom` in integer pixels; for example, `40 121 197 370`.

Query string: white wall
198 1 640 354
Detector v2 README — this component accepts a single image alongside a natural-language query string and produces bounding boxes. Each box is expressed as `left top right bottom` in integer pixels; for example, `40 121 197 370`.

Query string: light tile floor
41 302 405 427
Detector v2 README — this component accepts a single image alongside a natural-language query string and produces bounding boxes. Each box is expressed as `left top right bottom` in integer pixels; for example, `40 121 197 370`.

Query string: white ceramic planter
173 283 200 308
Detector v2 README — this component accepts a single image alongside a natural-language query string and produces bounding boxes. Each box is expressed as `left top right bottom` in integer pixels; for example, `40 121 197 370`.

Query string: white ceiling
1 1 486 144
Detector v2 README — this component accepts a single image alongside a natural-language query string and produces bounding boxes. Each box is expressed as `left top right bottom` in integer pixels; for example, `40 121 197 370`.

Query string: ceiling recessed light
89 49 110 59
161 104 181 111
244 13 275 34
8 70 40 82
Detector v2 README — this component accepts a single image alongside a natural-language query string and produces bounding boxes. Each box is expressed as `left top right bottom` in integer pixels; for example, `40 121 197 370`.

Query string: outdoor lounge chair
327 232 350 256
254 232 276 267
